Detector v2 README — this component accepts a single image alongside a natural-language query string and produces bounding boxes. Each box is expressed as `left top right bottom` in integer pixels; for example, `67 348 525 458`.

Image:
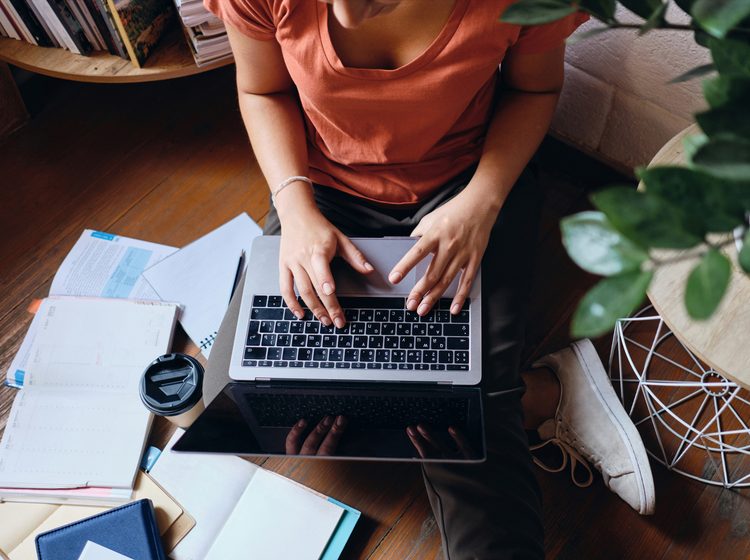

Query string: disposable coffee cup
140 353 205 428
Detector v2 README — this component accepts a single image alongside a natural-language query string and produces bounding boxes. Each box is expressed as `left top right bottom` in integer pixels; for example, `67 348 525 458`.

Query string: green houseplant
501 0 750 338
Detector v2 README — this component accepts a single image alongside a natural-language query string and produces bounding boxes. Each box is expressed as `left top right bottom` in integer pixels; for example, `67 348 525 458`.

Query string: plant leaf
674 0 696 14
669 63 716 84
619 0 663 19
592 187 704 249
693 136 750 181
684 133 709 163
692 0 750 39
709 37 750 77
703 75 750 108
685 248 732 319
580 0 616 22
572 270 654 338
500 0 576 25
740 229 750 274
561 211 649 276
696 103 750 141
639 1 668 34
639 166 746 232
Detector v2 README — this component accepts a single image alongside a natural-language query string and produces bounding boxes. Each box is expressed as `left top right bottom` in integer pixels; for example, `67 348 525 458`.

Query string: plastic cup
140 353 205 428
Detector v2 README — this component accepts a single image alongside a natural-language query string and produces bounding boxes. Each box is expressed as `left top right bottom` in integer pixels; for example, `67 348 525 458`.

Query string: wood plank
0 62 27 137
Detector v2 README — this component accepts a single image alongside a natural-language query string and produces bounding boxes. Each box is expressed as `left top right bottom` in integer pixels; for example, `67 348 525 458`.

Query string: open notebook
0 297 179 503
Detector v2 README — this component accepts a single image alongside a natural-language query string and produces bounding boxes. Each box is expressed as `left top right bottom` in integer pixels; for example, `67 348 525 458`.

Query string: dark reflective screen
173 382 485 462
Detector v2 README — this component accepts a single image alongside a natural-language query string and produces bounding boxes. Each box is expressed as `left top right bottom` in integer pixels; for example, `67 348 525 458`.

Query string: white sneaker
530 339 656 515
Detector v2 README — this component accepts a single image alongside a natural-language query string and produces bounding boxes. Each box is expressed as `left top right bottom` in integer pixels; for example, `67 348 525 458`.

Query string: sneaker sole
571 339 655 515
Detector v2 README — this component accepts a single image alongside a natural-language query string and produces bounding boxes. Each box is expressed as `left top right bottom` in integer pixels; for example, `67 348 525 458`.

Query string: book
80 0 117 52
0 297 179 504
149 432 359 560
7 0 53 45
0 471 194 559
24 0 60 46
104 0 173 67
0 0 35 43
0 0 22 39
46 0 92 53
93 0 129 58
27 0 77 51
64 0 104 50
142 213 261 358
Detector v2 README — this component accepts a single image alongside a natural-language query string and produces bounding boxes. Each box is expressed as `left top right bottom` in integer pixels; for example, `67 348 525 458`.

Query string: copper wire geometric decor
609 306 750 488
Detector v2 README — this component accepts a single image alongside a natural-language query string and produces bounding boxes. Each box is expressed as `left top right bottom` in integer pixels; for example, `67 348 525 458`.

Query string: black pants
263 167 544 559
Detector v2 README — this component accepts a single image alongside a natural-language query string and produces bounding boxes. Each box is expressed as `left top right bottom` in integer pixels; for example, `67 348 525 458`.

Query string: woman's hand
279 204 374 327
389 189 500 316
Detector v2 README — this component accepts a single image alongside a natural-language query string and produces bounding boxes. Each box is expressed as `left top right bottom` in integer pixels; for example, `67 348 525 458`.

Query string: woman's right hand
278 204 374 328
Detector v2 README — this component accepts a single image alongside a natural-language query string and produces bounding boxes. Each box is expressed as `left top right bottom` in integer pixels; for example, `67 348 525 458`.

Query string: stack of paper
174 0 232 66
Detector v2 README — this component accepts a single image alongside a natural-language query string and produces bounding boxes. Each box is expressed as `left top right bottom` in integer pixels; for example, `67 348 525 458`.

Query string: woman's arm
227 24 372 328
389 46 566 315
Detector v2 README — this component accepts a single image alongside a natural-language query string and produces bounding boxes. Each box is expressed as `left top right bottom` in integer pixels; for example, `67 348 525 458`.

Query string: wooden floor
2 67 750 559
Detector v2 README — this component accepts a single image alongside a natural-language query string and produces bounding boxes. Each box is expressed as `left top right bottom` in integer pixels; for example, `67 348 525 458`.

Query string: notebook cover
35 499 166 560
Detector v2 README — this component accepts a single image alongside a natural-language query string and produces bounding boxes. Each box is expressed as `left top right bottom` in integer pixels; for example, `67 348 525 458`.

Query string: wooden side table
609 124 750 488
0 27 234 136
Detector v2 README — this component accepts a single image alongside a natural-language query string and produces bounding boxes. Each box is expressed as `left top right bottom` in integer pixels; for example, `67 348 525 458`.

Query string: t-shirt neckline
317 0 469 80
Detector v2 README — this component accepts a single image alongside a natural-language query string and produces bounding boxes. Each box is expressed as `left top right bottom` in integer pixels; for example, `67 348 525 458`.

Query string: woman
204 0 648 557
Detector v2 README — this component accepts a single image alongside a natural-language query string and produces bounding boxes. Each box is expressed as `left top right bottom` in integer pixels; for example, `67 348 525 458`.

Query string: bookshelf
0 26 232 83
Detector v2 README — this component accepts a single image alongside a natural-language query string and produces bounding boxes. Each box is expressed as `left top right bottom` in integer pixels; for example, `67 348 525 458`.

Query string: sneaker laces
529 437 594 488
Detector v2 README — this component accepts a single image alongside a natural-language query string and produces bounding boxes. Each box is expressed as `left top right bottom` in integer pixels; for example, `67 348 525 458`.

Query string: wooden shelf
0 25 233 83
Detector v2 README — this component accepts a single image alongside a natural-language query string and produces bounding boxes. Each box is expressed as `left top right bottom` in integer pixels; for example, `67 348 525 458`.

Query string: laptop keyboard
243 295 471 371
246 392 470 429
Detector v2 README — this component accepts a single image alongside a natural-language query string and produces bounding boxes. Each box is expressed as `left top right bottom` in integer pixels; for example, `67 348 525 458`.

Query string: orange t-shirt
205 0 587 204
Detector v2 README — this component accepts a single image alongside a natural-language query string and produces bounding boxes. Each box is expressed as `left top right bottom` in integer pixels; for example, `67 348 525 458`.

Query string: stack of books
0 0 175 67
173 0 230 66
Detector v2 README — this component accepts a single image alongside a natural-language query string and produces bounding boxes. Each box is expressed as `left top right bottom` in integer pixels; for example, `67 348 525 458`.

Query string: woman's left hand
388 189 500 316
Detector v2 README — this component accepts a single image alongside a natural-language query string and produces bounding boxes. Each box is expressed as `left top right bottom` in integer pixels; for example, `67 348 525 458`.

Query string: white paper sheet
142 213 262 358
205 469 343 560
148 431 259 560
78 541 134 560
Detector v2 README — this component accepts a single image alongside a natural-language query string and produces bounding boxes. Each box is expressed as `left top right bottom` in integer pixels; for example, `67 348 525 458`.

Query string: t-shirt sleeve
510 11 589 55
203 0 277 41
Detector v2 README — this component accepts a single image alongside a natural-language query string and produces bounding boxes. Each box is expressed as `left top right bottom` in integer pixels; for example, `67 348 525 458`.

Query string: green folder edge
141 447 360 560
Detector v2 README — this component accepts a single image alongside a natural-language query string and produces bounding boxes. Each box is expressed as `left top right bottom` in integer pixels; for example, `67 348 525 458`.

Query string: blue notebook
36 498 166 560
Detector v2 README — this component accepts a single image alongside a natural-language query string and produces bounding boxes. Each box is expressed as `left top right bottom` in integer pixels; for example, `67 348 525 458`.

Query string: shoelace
529 437 594 488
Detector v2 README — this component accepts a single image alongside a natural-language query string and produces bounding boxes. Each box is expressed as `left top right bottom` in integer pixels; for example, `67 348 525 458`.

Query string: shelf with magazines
0 25 231 82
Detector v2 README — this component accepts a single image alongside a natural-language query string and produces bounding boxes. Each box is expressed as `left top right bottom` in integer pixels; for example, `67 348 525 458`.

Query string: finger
407 426 429 459
389 237 434 285
310 248 337 297
448 426 475 459
292 266 331 326
285 419 307 454
317 415 347 456
337 235 375 274
306 265 345 328
409 255 460 315
279 266 304 320
300 415 334 454
450 260 479 315
416 424 443 450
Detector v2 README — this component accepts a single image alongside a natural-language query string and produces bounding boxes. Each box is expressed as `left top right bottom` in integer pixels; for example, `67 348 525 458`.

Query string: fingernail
323 282 334 295
320 316 331 326
295 310 304 320
417 302 429 316
407 299 418 311
334 316 344 329
336 416 345 427
448 426 456 436
297 419 306 428
450 303 460 314
389 271 403 284
407 427 417 437
364 261 374 272
323 416 333 427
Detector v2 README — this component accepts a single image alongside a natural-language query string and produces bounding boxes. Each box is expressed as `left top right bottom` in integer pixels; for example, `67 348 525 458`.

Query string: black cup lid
140 353 204 416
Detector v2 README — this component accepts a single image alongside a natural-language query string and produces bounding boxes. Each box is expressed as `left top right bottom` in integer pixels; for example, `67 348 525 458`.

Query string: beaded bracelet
271 175 313 204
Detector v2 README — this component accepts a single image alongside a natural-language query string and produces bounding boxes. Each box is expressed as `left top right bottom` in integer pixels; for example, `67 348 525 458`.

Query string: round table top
0 27 232 83
646 124 750 388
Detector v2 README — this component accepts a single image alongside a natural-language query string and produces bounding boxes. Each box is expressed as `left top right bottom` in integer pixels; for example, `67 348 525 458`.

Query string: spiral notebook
142 214 262 358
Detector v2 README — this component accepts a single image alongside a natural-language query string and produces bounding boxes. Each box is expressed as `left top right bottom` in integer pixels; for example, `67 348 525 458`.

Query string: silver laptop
228 236 481 386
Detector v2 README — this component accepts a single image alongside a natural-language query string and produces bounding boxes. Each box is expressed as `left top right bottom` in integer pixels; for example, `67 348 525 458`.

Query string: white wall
551 5 710 173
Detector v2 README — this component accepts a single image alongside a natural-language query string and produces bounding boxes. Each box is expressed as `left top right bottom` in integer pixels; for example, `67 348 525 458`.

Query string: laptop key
381 323 396 335
400 336 415 349
435 310 451 323
398 363 414 370
252 295 267 307
282 348 297 360
361 349 375 362
443 324 469 337
427 324 442 336
272 361 288 367
292 334 306 347
304 362 318 368
284 309 296 320
351 363 366 369
339 296 405 309
338 335 353 348
289 322 304 333
298 348 313 361
412 324 427 336
247 320 260 334
423 350 437 363
384 336 399 349
391 350 406 363
415 337 430 349
353 336 368 348
451 311 470 323
447 337 469 350
289 361 304 367
376 350 390 362
366 363 382 369
261 334 276 346
390 310 404 322
336 362 349 368
454 351 469 364
313 349 327 361
247 333 261 346
374 310 389 322
397 324 411 336
359 309 374 322
322 335 337 347
407 350 422 363
405 310 419 322
321 362 335 368
383 363 398 370
430 364 446 370
259 321 274 333
305 322 319 334
431 337 446 350
350 323 366 334
344 309 359 322
368 336 384 349
344 349 359 361
334 324 350 334
329 349 343 361
319 324 335 334
274 321 290 333
252 308 283 320
447 364 469 371
243 360 257 366
245 345 265 359
268 296 283 307
415 364 429 370
307 335 322 347
276 334 291 346
439 350 453 363
267 348 282 360
365 323 381 335
259 360 273 367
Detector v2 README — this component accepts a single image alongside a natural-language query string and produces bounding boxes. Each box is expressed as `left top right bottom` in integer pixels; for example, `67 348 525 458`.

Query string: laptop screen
172 382 485 462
